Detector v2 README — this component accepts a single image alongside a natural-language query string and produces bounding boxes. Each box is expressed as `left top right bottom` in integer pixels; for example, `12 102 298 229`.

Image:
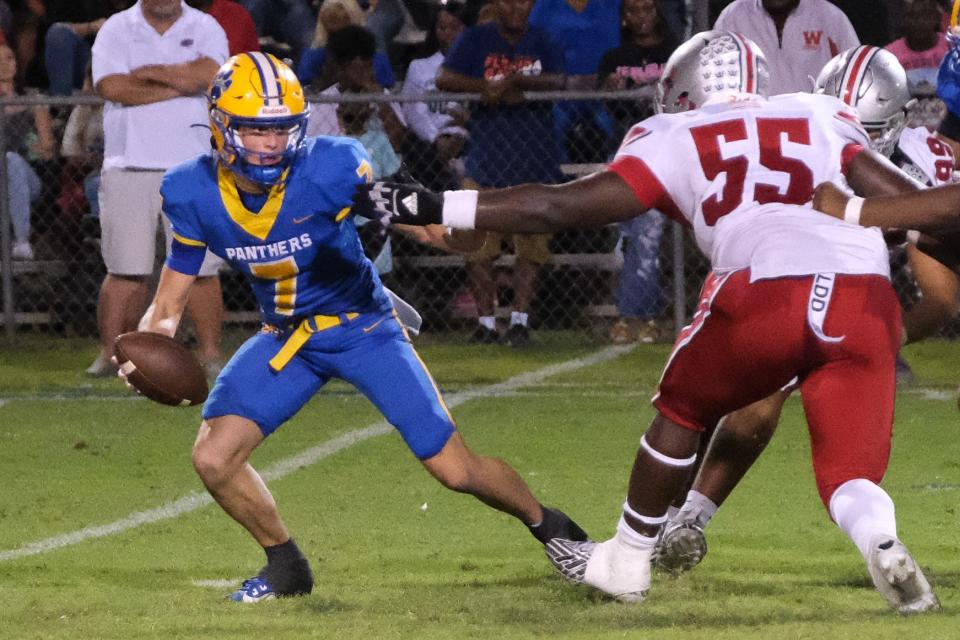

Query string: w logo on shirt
802 31 823 49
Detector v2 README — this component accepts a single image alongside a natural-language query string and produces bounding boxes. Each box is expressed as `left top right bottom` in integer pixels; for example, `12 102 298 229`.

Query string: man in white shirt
714 0 859 94
88 0 229 377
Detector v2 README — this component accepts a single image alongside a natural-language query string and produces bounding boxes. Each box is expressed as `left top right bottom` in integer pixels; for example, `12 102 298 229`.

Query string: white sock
676 490 719 529
616 515 658 550
479 316 495 330
829 478 898 560
510 311 528 327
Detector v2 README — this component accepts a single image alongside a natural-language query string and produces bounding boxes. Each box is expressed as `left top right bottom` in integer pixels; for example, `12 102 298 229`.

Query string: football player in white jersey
351 32 941 613
650 45 960 579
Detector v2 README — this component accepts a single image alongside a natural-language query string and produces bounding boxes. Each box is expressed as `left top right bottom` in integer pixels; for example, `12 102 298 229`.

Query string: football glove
352 182 443 227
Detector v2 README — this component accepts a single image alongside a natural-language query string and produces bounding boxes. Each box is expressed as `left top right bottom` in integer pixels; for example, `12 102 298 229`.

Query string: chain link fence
0 89 957 348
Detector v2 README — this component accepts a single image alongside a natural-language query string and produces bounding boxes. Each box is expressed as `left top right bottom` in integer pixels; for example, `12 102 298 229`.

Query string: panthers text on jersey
161 136 392 326
608 91 889 282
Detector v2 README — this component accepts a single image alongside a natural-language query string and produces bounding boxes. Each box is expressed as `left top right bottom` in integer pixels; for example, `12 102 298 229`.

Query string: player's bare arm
845 147 922 199
138 266 197 338
352 170 646 233
815 149 960 233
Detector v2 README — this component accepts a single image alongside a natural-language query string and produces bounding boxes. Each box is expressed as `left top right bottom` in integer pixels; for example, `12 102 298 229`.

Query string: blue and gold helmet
208 52 309 187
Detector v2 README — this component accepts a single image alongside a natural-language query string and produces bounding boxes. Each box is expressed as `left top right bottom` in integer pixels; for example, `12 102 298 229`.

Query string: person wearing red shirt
190 0 259 55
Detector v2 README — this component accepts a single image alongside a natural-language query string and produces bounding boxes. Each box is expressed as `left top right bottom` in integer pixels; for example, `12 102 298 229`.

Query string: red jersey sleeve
608 156 689 228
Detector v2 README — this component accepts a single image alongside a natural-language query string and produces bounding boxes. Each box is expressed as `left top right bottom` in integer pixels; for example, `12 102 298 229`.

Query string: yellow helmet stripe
953 0 960 29
247 52 282 106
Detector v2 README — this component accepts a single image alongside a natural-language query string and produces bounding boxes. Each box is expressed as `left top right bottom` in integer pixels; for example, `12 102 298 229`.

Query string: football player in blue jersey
128 51 588 603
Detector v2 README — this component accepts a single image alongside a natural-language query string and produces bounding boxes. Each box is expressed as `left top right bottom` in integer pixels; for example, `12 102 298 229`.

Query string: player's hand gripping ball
114 332 209 406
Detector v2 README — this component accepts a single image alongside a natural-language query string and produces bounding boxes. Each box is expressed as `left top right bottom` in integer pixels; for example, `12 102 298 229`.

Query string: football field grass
0 334 958 639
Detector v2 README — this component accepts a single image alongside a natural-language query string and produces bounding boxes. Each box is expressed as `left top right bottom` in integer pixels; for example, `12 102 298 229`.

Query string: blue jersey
161 136 392 325
443 22 564 186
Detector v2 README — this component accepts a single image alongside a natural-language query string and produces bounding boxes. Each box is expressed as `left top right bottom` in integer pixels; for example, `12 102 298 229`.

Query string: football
114 332 209 406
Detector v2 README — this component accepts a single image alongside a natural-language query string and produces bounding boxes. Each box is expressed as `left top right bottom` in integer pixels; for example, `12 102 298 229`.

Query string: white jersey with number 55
609 92 889 282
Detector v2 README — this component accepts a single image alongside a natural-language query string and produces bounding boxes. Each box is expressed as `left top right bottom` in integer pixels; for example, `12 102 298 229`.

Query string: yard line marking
191 578 243 589
3 385 954 405
0 345 636 562
0 394 142 403
903 388 954 402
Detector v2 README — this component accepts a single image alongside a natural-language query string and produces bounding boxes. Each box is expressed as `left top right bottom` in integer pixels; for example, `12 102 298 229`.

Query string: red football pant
654 269 902 507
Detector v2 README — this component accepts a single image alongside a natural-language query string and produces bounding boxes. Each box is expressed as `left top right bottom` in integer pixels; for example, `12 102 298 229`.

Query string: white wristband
441 190 478 229
843 196 864 225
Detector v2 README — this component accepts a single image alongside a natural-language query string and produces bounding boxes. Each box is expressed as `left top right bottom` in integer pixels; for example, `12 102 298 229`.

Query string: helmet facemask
863 111 909 158
815 46 914 158
211 109 309 187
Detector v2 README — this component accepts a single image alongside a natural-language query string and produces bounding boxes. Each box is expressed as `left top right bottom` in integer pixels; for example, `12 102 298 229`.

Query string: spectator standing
296 0 394 92
531 0 621 86
87 0 228 377
886 0 950 129
597 0 678 344
0 41 54 260
529 0 620 161
437 0 565 347
714 0 859 94
236 0 316 65
187 0 259 55
399 1 469 191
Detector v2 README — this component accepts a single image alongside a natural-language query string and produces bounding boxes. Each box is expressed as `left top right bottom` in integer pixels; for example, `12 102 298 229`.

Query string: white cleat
546 534 652 603
866 536 941 615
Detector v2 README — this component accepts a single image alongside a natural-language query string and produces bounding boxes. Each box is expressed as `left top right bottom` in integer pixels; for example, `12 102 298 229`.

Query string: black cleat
502 324 530 348
470 325 500 344
260 558 314 597
529 506 590 545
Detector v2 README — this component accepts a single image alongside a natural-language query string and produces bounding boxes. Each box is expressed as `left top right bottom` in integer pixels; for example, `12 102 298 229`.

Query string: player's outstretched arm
814 149 960 233
138 266 197 338
352 171 646 232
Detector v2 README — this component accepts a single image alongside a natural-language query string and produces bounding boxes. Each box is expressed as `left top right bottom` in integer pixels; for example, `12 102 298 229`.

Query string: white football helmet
815 45 915 157
656 30 769 114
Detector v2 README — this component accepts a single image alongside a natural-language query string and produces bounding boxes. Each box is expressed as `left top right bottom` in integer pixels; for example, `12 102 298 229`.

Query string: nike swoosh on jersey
293 214 315 224
362 318 386 333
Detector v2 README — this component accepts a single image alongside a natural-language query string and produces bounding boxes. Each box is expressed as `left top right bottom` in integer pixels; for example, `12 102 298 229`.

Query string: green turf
0 336 958 639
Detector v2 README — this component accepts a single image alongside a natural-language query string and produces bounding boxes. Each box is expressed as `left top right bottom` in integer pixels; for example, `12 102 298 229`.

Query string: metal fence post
0 107 12 343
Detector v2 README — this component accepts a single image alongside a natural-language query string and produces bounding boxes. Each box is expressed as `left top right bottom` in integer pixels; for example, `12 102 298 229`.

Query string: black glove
351 182 443 227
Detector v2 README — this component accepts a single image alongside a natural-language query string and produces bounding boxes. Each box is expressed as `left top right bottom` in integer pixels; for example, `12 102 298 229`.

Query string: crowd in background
2 0 960 350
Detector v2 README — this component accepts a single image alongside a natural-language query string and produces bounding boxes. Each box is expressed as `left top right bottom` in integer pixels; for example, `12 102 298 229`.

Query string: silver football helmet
815 45 915 157
656 30 770 114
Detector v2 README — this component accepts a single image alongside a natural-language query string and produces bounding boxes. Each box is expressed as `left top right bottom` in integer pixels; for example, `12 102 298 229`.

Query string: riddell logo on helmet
258 106 292 116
